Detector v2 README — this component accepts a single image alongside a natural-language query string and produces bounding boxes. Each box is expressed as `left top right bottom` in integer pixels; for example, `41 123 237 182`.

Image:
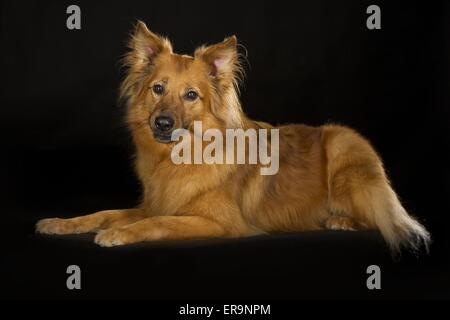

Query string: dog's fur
36 21 430 255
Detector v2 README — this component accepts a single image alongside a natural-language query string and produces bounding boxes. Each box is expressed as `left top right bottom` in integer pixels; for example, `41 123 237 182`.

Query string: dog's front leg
36 209 147 235
94 216 227 247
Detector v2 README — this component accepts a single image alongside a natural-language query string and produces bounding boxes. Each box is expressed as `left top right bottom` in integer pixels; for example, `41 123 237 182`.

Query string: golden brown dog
36 21 430 254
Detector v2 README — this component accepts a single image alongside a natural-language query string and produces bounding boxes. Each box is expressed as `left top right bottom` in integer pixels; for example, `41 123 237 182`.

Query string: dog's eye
185 90 198 101
153 84 164 95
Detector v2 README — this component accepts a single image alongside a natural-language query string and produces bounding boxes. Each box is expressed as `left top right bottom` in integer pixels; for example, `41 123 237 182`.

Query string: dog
36 21 430 255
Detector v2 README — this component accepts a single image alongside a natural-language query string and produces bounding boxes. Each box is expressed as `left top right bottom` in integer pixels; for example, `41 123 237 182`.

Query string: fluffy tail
370 183 431 256
323 124 431 256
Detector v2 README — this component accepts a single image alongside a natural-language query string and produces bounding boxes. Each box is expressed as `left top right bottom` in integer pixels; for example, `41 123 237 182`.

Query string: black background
1 0 449 301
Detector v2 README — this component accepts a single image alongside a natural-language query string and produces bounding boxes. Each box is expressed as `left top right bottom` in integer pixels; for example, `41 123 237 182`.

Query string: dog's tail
324 124 431 256
364 181 431 255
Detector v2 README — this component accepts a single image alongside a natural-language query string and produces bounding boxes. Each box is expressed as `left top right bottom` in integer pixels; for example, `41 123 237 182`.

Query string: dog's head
121 21 244 145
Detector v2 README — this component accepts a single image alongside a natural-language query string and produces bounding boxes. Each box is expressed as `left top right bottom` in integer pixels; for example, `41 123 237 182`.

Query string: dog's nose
154 116 174 132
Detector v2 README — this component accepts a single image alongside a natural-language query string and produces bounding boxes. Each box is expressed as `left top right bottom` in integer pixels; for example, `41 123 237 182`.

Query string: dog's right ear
128 21 172 68
121 21 172 101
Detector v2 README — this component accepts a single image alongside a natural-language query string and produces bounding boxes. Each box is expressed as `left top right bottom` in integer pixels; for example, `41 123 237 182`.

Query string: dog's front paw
36 218 81 235
94 228 136 247
36 218 90 234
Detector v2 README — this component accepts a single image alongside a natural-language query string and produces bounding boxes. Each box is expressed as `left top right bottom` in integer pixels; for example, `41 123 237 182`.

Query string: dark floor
2 211 449 300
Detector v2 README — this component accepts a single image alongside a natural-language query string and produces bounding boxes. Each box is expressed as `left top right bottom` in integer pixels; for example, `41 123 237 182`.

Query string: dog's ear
195 36 240 84
120 21 172 101
129 21 172 68
195 36 244 128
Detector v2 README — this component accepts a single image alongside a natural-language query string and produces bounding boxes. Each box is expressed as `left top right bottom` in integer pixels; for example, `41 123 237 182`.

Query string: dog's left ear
195 36 239 82
195 36 244 127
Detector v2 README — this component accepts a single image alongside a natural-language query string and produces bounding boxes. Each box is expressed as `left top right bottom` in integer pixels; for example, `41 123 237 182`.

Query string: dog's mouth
152 123 192 144
153 132 174 144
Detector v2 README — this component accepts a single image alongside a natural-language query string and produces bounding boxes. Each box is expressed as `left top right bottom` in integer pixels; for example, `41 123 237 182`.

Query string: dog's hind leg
36 209 147 235
322 125 430 254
